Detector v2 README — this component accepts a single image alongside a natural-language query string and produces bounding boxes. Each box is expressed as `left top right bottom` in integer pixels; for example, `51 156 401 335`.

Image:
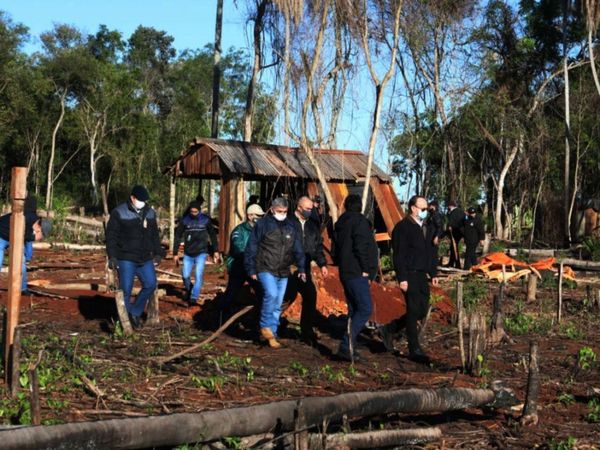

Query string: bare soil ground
0 248 599 449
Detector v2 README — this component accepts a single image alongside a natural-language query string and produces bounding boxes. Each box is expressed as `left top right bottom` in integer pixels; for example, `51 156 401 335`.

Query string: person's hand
250 274 257 280
298 273 307 282
321 266 328 277
399 281 408 292
153 255 162 266
108 258 118 271
173 255 180 266
362 272 369 277
433 236 439 246
431 277 439 287
213 252 221 264
479 240 484 247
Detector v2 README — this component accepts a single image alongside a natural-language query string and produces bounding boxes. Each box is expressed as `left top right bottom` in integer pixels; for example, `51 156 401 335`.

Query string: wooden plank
370 178 395 234
5 167 27 381
380 182 404 224
375 232 391 242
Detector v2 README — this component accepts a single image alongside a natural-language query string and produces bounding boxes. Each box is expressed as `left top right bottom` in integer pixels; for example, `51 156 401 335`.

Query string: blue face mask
418 210 428 220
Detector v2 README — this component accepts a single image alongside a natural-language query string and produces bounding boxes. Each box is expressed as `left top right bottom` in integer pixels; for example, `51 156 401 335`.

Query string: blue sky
2 0 247 55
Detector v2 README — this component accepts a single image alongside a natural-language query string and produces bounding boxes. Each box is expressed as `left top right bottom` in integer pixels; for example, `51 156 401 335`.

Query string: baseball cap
40 219 53 237
131 185 150 201
247 204 265 216
467 207 477 214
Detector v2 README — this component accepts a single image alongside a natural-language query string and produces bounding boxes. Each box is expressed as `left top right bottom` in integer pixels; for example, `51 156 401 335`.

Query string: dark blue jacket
106 201 163 263
244 214 306 278
173 212 217 256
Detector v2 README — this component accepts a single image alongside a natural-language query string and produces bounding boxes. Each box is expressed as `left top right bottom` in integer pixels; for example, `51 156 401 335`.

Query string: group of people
104 184 485 365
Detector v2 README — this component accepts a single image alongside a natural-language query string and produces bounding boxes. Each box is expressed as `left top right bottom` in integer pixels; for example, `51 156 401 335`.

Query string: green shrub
462 277 488 313
582 236 600 261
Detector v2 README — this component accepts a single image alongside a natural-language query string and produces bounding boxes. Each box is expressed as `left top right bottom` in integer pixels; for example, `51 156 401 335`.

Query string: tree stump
521 340 540 426
146 290 161 326
467 312 486 376
114 290 133 336
527 274 537 302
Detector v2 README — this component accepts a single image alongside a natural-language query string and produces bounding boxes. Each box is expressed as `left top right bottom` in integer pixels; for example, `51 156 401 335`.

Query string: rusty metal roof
168 138 391 182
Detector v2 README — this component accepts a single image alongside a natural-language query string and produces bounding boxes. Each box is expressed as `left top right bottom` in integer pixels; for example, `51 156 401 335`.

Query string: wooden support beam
169 176 176 255
4 167 27 383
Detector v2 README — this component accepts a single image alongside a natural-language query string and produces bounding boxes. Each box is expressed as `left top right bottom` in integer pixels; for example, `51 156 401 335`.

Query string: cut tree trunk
308 427 442 449
467 312 487 376
527 274 538 302
114 290 133 336
521 340 540 426
0 387 496 450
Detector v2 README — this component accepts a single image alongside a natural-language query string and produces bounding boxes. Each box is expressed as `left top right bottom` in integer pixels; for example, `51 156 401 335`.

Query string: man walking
392 195 438 364
219 203 265 319
282 196 328 345
463 207 485 270
173 200 220 304
106 185 163 329
245 197 306 349
446 200 465 269
334 194 378 362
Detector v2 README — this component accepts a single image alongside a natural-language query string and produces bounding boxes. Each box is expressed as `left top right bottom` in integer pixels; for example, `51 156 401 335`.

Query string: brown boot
260 327 282 349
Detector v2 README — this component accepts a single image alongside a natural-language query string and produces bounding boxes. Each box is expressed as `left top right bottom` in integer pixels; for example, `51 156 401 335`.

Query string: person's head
296 196 314 220
408 195 428 220
343 194 362 213
429 200 438 212
246 203 265 225
188 201 202 217
447 200 457 210
312 195 322 207
271 197 288 222
195 194 205 206
130 185 150 210
248 194 260 205
32 218 52 242
467 207 477 217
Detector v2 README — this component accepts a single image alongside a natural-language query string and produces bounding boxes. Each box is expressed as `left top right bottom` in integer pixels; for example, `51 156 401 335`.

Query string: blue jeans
182 253 208 301
117 259 157 318
0 237 28 291
340 276 373 352
257 272 288 334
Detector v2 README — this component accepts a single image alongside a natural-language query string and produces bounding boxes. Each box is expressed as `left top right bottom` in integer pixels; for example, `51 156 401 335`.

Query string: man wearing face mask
281 196 328 345
218 203 266 320
106 185 164 329
390 195 438 364
463 207 485 270
245 197 306 349
173 200 220 304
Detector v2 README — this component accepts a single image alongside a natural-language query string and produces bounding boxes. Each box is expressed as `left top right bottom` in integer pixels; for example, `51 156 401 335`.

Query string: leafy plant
462 277 488 312
380 254 393 272
587 398 600 423
577 347 597 370
504 301 535 335
222 436 243 449
191 375 227 393
290 361 309 377
556 393 575 405
548 436 577 450
582 236 600 261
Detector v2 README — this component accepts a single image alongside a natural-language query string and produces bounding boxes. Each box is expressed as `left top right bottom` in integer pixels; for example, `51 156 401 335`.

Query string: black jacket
106 201 163 263
334 211 378 281
463 215 485 244
244 214 306 278
290 214 327 271
428 210 445 240
173 212 218 256
447 207 465 232
392 216 437 282
0 197 40 242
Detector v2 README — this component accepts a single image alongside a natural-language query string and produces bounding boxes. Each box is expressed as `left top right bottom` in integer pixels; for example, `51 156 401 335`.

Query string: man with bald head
283 196 328 345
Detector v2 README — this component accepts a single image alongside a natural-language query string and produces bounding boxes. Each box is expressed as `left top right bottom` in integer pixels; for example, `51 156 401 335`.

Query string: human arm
352 217 378 280
244 221 262 277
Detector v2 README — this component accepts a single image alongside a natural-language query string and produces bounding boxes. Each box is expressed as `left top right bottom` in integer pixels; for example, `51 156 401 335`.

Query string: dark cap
467 207 477 214
312 195 322 203
188 201 202 211
40 219 53 237
131 185 150 201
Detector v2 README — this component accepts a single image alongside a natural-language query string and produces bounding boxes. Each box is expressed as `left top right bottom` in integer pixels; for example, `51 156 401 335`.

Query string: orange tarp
471 252 576 282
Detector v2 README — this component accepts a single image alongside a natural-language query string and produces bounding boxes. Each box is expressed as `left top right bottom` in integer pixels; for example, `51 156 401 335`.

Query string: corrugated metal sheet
169 138 390 182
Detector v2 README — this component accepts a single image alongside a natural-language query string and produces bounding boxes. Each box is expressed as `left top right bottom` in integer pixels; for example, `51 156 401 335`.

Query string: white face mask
273 212 287 222
133 199 146 210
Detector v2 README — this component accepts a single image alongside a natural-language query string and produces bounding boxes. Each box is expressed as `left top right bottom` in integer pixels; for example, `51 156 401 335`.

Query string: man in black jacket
282 196 328 345
245 197 306 348
463 207 485 270
106 185 163 329
446 200 465 268
334 194 378 362
391 195 438 363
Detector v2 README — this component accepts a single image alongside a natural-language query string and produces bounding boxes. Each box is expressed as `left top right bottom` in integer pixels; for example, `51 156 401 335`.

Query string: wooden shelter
165 138 404 253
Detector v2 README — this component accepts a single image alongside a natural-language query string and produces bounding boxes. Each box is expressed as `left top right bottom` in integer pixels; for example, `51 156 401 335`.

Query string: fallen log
307 427 442 449
560 258 600 272
33 243 105 251
0 387 496 450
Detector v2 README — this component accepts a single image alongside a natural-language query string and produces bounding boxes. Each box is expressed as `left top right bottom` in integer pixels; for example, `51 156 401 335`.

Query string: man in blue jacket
173 200 220 304
106 185 163 329
245 197 306 348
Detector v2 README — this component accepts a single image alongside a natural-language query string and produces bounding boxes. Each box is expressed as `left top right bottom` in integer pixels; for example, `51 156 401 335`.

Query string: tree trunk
588 23 600 96
494 138 520 238
308 427 442 449
520 340 540 426
45 90 67 210
244 0 267 142
563 1 572 245
0 388 496 450
211 0 223 139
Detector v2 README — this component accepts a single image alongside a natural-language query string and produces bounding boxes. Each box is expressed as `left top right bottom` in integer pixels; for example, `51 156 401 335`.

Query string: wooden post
114 290 133 336
456 281 465 372
146 290 161 326
521 340 539 426
169 175 176 255
29 369 41 425
5 167 27 383
527 274 537 302
557 262 564 323
10 327 22 397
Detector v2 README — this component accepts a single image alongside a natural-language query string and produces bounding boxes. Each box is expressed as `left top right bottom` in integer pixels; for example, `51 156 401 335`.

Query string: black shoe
128 314 142 330
336 346 360 362
379 324 396 352
408 348 431 365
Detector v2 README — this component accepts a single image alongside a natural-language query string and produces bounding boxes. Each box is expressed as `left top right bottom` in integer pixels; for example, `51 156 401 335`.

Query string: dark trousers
463 241 478 270
405 271 430 353
282 271 317 338
340 276 373 352
219 272 262 314
448 230 463 268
